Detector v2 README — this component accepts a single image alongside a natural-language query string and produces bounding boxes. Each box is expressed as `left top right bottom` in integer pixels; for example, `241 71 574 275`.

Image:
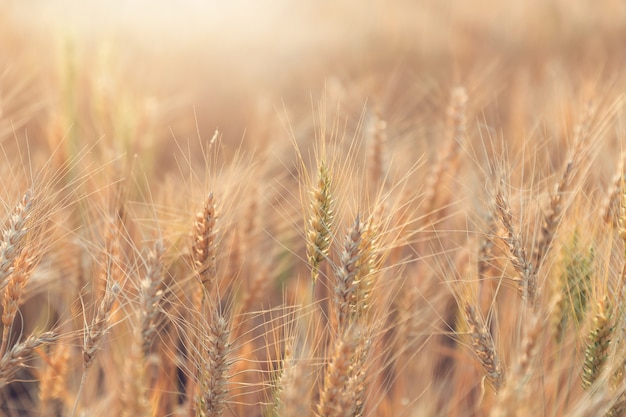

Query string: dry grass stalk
617 186 626 289
601 153 625 225
422 86 468 218
197 312 232 417
307 161 334 286
367 114 387 191
464 304 504 391
193 192 218 295
231 262 271 338
0 331 57 388
494 187 537 304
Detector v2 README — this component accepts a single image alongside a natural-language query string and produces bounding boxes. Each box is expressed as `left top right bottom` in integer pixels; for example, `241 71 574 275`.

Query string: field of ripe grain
1 1 626 416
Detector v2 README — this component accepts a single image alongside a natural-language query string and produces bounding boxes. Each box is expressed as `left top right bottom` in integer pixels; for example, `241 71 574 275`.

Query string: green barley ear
553 230 593 343
582 298 613 389
307 161 334 285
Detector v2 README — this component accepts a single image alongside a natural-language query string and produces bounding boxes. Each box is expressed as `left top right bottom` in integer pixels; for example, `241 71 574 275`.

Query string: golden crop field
1 1 626 416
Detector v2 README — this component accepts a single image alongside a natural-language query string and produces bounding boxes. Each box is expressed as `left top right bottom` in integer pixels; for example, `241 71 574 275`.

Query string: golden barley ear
464 304 504 392
494 185 537 304
334 214 363 330
307 161 335 286
491 311 543 417
333 213 379 332
192 192 218 296
1 249 37 357
271 336 313 417
533 140 582 269
140 239 165 356
39 343 71 417
0 332 57 388
196 311 232 417
0 189 36 292
316 326 369 417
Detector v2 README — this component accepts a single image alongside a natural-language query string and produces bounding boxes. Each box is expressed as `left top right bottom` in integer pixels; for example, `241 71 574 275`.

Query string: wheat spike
307 161 334 285
197 312 232 417
193 192 218 294
465 304 504 391
494 186 537 304
582 299 613 389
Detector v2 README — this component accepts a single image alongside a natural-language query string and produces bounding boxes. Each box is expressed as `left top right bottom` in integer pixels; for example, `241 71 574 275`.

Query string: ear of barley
533 140 582 269
553 230 593 343
334 212 381 331
1 249 36 357
316 327 363 417
193 192 218 295
494 187 537 304
140 239 165 356
0 331 57 388
197 312 232 417
307 161 334 286
83 280 120 370
334 214 363 330
582 299 613 389
39 343 70 417
0 190 35 291
121 328 151 417
464 304 504 391
272 335 313 417
354 213 380 320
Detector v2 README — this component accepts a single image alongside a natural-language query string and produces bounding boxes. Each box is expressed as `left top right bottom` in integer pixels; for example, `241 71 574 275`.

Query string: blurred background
1 0 625 172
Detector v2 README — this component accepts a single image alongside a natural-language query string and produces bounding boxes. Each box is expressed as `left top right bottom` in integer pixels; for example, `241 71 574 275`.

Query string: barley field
1 1 626 416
